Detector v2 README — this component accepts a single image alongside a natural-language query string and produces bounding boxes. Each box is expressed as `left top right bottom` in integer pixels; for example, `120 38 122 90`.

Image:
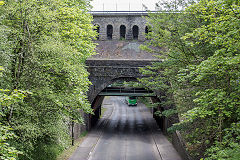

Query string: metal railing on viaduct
98 87 155 97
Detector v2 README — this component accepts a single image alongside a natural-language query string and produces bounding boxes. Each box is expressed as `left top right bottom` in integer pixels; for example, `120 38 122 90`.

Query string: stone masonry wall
93 15 147 41
86 59 155 104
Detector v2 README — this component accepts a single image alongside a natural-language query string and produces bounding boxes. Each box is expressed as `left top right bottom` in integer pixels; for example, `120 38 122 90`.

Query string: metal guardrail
98 87 155 97
89 11 152 16
89 11 180 16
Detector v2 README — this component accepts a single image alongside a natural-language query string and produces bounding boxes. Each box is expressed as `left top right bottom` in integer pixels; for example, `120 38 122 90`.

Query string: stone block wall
93 14 147 41
69 111 87 142
86 59 154 104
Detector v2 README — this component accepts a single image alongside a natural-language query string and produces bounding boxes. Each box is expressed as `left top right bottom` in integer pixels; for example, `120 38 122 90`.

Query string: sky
90 0 159 11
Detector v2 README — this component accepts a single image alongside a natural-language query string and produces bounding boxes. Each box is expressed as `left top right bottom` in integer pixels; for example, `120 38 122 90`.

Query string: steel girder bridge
98 87 155 97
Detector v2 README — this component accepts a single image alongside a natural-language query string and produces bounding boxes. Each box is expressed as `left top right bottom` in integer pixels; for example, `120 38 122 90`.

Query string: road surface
69 96 182 160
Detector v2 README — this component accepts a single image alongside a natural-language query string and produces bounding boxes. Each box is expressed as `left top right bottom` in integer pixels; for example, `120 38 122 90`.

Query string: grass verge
56 131 88 160
100 107 107 118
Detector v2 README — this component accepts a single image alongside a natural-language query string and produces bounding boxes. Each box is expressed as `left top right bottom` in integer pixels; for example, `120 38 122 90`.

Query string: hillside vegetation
140 0 240 159
0 0 96 159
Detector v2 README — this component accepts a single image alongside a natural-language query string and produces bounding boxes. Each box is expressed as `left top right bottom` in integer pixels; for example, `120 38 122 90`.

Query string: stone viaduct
84 11 162 129
70 11 190 160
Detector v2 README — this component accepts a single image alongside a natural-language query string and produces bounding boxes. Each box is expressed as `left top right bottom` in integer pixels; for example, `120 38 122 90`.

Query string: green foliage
111 81 144 88
0 0 96 159
205 123 240 160
138 97 155 107
0 124 22 160
141 0 240 159
161 109 178 118
0 74 25 160
123 81 144 88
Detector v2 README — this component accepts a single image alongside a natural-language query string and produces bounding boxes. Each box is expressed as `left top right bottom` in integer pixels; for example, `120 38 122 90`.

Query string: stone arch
94 24 100 40
89 76 140 106
120 25 126 39
88 76 166 131
107 24 113 40
132 25 139 40
145 26 149 35
86 59 155 104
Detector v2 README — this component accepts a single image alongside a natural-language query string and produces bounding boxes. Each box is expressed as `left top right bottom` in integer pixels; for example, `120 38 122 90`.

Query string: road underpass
69 96 182 160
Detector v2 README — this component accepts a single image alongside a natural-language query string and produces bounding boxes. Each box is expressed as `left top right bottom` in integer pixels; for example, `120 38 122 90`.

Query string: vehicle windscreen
129 96 136 100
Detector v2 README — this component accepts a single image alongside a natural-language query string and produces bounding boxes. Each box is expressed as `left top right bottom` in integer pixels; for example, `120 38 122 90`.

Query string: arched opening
145 26 149 35
120 25 126 39
132 25 139 40
90 78 160 128
145 26 152 39
94 24 100 40
107 25 113 40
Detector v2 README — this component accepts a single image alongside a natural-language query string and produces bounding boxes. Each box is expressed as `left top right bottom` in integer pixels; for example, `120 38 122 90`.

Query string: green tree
141 0 240 159
0 0 96 159
0 88 26 160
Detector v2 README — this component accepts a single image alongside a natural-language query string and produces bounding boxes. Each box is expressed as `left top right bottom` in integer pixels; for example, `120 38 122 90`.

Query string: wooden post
72 119 74 146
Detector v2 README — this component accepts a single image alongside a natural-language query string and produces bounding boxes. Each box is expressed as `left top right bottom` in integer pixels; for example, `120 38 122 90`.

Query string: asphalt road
69 96 182 160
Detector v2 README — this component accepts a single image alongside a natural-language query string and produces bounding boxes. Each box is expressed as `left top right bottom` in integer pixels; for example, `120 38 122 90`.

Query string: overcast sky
90 0 159 11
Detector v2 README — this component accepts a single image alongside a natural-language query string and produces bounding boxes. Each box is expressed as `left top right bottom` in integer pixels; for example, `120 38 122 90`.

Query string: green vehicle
125 96 137 106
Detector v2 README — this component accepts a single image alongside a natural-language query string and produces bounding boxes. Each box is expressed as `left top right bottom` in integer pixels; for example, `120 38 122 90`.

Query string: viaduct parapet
92 12 148 41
